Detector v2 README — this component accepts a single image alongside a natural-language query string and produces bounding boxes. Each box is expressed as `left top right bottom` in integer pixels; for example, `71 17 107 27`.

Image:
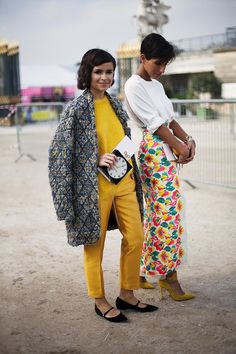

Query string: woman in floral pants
125 33 196 301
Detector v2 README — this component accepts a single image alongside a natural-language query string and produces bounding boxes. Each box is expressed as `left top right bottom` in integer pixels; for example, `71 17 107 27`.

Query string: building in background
117 0 170 99
116 2 236 100
0 40 21 125
161 26 236 100
117 26 236 100
0 40 21 105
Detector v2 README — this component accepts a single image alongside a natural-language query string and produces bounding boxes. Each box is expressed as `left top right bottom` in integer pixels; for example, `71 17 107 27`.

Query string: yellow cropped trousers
83 174 144 298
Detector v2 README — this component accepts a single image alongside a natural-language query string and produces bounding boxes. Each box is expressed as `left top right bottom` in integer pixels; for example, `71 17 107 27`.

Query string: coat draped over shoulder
48 90 143 246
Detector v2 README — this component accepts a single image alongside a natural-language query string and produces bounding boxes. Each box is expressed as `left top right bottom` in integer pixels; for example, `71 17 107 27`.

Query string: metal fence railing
6 100 236 189
171 99 236 188
172 27 236 53
14 102 64 162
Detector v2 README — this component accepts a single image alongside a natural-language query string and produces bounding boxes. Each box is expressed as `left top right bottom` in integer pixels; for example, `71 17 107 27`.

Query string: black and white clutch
97 149 133 185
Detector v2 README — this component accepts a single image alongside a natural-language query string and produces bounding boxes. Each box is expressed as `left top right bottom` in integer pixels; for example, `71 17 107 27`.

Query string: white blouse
124 74 174 134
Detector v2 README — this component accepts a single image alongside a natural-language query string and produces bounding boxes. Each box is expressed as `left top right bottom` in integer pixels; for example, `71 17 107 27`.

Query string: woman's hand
177 141 196 164
185 140 196 162
176 144 190 164
98 153 117 169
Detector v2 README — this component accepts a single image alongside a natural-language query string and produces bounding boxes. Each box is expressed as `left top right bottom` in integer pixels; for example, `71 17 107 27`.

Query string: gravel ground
0 126 236 354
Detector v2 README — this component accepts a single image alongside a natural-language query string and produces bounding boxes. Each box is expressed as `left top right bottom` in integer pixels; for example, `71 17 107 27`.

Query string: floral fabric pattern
139 130 184 277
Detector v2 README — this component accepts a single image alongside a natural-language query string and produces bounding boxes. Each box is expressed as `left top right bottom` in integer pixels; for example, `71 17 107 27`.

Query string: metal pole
14 105 37 162
230 102 236 140
14 105 27 162
14 102 64 162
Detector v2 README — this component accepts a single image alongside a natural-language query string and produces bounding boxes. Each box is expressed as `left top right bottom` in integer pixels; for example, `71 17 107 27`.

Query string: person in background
49 48 158 323
125 33 196 301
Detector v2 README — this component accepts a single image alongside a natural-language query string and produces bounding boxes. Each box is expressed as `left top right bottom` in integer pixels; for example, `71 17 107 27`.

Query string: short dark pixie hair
141 33 175 63
77 48 116 90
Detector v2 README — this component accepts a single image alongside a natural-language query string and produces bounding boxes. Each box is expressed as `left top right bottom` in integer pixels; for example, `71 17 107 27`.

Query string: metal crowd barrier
12 99 236 189
15 102 64 162
171 99 236 189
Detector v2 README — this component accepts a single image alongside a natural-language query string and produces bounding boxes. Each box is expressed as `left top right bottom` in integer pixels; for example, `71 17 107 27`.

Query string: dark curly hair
141 33 175 64
77 49 116 90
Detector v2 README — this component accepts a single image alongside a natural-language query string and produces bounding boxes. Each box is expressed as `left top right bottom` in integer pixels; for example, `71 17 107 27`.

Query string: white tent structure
20 65 77 88
20 65 78 103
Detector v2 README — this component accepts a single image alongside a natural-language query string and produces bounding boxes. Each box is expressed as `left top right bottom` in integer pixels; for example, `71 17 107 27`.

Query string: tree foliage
191 73 221 98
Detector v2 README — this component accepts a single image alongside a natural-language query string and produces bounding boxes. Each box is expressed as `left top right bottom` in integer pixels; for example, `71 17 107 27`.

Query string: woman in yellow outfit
49 49 158 323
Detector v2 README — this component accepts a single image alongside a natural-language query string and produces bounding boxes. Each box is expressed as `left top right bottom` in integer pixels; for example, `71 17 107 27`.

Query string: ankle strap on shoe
104 307 114 316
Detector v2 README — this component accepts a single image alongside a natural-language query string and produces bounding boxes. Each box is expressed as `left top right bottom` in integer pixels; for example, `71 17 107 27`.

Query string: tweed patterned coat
48 89 144 247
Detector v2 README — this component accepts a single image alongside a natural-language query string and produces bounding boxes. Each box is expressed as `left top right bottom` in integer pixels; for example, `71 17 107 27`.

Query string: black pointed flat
116 297 158 312
95 304 128 322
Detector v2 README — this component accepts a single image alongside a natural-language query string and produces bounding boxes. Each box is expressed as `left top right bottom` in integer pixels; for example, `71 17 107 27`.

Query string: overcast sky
0 0 235 66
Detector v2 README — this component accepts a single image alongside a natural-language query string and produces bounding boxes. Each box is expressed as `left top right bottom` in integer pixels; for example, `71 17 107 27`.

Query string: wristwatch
185 135 195 144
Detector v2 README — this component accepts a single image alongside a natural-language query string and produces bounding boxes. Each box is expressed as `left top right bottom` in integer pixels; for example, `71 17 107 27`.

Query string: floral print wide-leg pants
139 130 185 278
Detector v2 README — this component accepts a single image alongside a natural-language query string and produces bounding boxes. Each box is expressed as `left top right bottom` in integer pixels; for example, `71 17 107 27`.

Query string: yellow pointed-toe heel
139 280 155 289
158 272 195 301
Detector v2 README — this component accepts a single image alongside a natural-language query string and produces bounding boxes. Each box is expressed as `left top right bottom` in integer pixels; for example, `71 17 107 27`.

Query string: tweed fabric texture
48 90 143 246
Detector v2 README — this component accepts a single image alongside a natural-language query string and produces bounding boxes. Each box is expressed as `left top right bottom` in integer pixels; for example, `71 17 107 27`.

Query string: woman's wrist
184 135 195 145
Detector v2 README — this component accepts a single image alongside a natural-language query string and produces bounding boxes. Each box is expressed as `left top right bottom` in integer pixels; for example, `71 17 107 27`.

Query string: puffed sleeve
125 78 167 134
